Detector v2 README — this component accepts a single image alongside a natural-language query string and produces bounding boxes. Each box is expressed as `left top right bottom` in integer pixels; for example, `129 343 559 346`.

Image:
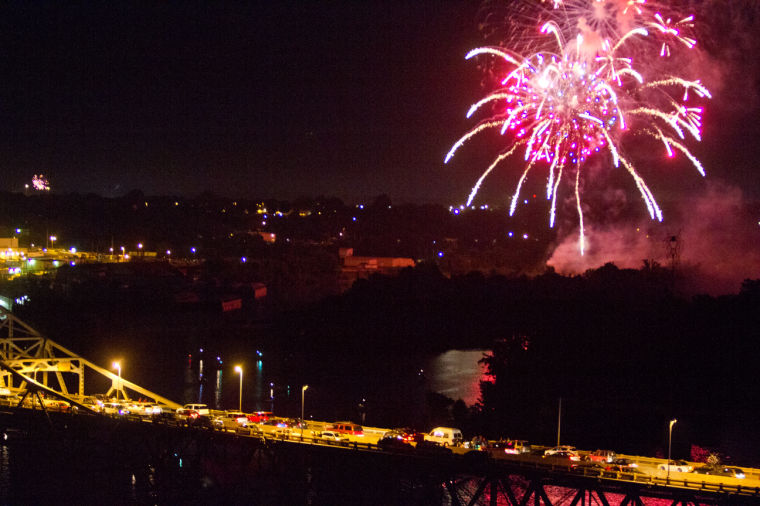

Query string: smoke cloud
547 180 760 295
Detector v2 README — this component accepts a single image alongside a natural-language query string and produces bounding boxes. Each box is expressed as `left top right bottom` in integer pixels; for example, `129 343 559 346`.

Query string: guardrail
489 454 760 499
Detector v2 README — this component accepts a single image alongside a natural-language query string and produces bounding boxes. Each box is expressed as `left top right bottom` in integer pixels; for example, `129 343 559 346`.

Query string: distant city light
241 257 247 263
352 217 357 221
523 233 529 239
69 247 77 253
508 232 514 237
437 251 444 258
191 247 196 253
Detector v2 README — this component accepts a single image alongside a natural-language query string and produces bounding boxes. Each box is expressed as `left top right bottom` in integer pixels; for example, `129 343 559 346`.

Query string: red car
247 411 273 424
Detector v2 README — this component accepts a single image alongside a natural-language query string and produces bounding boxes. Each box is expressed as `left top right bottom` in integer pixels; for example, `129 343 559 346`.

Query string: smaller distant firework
32 174 51 191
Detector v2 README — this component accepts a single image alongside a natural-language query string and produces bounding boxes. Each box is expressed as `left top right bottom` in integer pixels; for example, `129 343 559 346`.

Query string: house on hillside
337 248 415 291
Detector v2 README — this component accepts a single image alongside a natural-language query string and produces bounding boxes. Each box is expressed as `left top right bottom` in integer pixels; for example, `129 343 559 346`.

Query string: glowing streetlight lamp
234 365 243 412
112 361 121 400
668 418 677 483
301 385 309 438
49 235 57 249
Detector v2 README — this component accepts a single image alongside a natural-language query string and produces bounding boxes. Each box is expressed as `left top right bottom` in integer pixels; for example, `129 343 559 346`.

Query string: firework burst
445 2 709 254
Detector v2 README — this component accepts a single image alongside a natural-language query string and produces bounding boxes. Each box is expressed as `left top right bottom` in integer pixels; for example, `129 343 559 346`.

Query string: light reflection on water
426 349 490 406
182 348 492 412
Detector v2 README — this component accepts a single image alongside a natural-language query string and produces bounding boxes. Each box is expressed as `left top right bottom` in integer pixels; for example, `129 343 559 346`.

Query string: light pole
668 418 677 482
235 365 243 412
112 361 121 400
301 385 309 438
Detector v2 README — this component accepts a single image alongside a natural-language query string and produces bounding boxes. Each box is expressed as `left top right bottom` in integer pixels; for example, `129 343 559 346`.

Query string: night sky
1 1 757 206
0 2 483 202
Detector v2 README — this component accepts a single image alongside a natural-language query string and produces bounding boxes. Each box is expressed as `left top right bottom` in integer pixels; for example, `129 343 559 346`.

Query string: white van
424 427 463 447
178 403 209 416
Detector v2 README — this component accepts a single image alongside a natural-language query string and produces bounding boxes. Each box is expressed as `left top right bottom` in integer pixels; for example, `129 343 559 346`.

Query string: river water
178 347 490 423
424 349 489 407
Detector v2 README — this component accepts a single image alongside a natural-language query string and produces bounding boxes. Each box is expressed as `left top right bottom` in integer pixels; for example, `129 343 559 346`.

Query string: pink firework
445 12 709 254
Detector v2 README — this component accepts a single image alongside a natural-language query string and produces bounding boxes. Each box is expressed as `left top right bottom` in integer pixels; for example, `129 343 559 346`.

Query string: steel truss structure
443 471 760 506
0 306 180 410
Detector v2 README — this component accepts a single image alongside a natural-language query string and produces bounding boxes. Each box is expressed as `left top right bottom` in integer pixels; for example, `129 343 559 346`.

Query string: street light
668 418 678 482
112 361 121 400
301 385 309 438
235 365 243 412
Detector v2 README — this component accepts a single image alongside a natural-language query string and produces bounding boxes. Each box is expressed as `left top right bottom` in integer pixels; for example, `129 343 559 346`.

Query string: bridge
0 306 757 505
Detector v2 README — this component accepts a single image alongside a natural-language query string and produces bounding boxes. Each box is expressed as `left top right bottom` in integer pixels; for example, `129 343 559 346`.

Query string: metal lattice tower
0 305 180 409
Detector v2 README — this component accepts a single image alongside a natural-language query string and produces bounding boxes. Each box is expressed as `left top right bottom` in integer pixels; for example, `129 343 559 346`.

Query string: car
142 404 164 416
176 408 200 421
235 425 263 437
587 449 616 463
424 427 463 447
610 458 638 469
268 419 297 436
187 414 214 429
693 465 745 478
575 462 609 473
42 398 71 412
329 422 364 437
247 411 272 424
722 467 746 479
658 460 694 473
607 458 639 473
377 435 415 453
213 411 249 430
79 396 104 413
383 428 423 444
102 402 130 415
320 430 349 442
544 445 578 457
178 403 209 416
501 440 531 455
543 450 582 463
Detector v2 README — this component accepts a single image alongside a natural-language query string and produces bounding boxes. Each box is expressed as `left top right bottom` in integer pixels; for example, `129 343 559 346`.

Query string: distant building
338 248 415 291
0 238 19 249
